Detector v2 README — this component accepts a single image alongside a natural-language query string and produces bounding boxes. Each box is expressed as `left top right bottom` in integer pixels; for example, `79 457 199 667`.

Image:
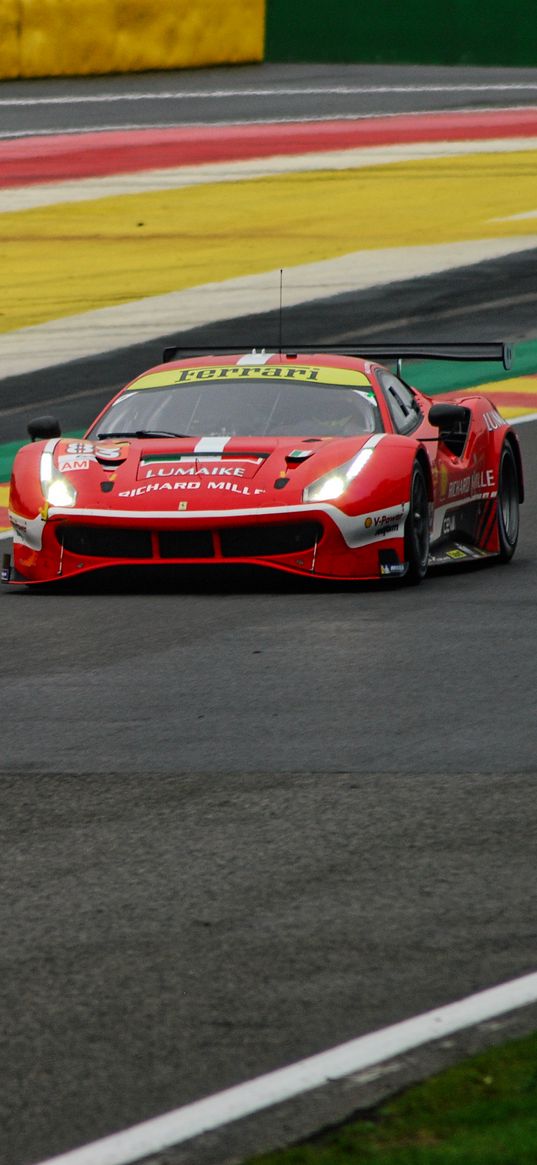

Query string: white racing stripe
33 969 537 1165
193 436 230 454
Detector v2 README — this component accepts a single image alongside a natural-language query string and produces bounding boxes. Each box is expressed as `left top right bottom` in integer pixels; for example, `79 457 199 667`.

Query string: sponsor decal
484 409 507 432
442 513 456 536
119 482 201 497
471 468 495 491
66 441 94 455
143 465 247 480
447 468 495 499
365 512 404 537
448 476 471 499
434 542 489 564
118 481 265 498
178 501 188 510
174 365 321 383
58 456 91 472
9 510 45 549
10 517 27 538
379 549 406 577
207 482 265 495
132 365 371 391
380 562 406 576
286 449 313 462
95 445 125 460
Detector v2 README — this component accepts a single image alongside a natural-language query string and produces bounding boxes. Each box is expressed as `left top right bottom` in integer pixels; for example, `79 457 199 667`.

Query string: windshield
89 367 382 439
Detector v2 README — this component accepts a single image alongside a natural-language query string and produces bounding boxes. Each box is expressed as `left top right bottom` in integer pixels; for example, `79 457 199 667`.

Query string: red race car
2 343 523 587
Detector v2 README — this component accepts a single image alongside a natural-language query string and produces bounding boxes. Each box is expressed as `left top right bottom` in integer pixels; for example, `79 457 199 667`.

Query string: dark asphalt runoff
1 65 537 1165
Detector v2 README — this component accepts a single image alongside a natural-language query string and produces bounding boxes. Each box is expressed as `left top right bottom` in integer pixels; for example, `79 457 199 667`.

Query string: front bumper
6 501 409 584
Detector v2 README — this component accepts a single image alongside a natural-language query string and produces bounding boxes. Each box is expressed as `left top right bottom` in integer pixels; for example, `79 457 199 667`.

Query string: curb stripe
2 108 537 187
34 969 537 1165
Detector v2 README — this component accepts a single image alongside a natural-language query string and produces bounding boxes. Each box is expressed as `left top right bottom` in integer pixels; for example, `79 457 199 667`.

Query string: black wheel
497 441 520 562
404 461 430 584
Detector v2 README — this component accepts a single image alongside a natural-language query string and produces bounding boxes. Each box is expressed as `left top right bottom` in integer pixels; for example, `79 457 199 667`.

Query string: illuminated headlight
303 447 373 503
40 451 77 507
45 478 77 507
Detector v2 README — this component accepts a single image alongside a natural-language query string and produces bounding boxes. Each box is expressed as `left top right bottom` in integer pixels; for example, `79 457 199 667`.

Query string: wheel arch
415 446 434 501
503 431 524 503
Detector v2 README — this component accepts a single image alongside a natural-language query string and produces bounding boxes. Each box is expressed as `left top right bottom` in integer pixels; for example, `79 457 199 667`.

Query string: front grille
158 530 214 558
57 525 152 558
56 520 323 563
220 521 323 558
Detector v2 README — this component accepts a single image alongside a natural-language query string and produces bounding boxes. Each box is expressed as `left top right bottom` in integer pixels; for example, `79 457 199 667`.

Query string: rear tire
497 441 520 562
404 461 430 584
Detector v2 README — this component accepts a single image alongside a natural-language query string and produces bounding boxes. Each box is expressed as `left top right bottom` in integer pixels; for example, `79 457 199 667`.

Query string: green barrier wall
265 0 537 67
0 0 265 78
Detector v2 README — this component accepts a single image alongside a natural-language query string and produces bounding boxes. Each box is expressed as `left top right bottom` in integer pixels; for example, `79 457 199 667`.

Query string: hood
53 434 373 510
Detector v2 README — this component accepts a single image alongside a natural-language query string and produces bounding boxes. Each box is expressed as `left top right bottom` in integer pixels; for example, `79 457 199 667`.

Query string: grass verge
248 1031 537 1164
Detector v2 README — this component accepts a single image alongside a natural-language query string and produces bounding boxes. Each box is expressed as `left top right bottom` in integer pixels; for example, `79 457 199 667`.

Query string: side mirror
428 403 468 430
27 415 62 442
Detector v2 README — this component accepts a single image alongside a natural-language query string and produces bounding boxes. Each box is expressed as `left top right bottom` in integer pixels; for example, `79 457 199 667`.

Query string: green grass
248 1031 537 1165
0 431 84 482
405 336 537 395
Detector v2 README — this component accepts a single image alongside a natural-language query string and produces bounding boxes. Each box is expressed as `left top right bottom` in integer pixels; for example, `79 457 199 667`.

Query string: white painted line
33 969 537 1165
493 208 537 221
3 134 537 215
3 104 537 141
512 410 537 424
4 85 537 107
2 235 537 381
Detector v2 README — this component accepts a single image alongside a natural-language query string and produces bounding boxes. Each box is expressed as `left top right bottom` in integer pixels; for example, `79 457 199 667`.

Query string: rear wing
162 342 513 372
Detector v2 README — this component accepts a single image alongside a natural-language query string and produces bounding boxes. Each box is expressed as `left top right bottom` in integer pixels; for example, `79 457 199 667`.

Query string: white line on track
511 410 537 423
3 236 537 380
2 105 537 140
30 969 537 1165
3 134 537 215
4 84 537 107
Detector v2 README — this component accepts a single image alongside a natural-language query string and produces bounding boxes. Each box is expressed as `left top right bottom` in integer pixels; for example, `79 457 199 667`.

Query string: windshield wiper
96 430 192 439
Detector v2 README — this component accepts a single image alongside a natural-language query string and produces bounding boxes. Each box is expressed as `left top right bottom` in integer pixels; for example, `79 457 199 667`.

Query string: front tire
404 461 430 584
497 441 520 562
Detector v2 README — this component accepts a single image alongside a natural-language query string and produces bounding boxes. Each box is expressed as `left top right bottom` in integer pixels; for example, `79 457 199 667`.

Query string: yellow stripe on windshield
128 365 372 390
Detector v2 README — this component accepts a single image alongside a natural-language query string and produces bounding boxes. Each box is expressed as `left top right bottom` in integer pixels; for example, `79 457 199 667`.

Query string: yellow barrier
0 0 265 78
0 0 20 78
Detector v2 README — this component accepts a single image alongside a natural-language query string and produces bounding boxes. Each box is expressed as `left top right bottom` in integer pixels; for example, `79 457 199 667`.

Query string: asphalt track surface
2 66 537 1165
4 61 537 136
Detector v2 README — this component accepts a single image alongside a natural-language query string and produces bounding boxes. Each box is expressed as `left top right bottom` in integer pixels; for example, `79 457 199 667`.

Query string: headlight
303 447 373 503
45 478 77 507
40 450 77 508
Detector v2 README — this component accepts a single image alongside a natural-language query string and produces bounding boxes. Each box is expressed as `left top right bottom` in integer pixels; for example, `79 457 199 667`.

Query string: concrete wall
0 0 265 78
265 0 537 67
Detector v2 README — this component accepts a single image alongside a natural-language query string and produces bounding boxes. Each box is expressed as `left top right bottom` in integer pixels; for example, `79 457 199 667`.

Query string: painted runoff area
33 969 537 1165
